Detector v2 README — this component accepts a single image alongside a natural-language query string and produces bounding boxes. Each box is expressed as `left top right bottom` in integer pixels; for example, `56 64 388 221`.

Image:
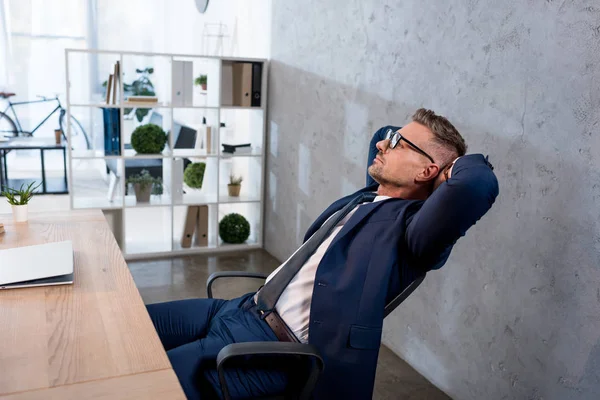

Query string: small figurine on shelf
1 181 42 223
228 174 243 197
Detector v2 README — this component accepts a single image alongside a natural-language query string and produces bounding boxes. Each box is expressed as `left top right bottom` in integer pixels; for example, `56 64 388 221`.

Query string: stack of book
123 95 159 106
222 143 252 154
105 61 120 105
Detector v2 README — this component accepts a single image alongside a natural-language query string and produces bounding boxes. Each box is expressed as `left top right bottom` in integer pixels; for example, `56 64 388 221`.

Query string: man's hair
412 108 467 165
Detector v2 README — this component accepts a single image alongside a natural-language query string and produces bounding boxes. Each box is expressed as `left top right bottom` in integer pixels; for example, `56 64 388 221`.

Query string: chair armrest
384 273 426 318
217 342 324 400
206 271 268 298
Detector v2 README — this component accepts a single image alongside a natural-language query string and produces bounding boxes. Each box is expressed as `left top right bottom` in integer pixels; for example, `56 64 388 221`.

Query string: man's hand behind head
432 157 459 191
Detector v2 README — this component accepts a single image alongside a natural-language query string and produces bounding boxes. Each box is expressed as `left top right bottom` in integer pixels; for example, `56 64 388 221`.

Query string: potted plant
228 174 243 197
1 181 42 222
126 170 161 203
194 75 208 91
183 162 206 189
219 213 250 244
130 123 167 154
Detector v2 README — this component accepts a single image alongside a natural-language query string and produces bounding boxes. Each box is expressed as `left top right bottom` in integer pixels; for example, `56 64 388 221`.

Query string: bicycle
0 92 91 150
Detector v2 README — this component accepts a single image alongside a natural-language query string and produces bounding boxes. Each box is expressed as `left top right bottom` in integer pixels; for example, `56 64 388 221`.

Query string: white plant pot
12 205 28 222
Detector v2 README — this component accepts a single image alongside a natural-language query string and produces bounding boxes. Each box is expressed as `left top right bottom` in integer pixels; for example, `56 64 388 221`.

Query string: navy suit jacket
305 126 499 399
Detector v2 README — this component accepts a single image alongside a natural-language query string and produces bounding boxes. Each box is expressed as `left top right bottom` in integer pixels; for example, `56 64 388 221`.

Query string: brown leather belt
262 310 300 343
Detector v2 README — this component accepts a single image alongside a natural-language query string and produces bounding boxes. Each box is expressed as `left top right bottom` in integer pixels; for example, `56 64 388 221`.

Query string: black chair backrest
384 274 426 318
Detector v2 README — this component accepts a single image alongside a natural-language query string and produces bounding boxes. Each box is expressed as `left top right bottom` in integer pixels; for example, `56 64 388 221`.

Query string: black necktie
256 192 378 314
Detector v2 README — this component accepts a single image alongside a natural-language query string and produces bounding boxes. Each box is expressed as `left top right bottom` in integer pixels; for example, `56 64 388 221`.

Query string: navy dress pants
147 293 288 399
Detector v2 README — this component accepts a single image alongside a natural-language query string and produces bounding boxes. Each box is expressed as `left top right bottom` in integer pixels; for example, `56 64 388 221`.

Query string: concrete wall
265 1 600 399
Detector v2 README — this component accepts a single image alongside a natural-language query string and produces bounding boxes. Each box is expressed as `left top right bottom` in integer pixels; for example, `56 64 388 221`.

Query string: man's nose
376 139 390 153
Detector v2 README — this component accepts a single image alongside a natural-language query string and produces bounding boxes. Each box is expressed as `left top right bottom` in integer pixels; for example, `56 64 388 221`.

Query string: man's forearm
405 154 499 268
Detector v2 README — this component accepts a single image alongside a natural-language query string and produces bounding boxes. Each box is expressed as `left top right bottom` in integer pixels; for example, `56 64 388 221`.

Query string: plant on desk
1 181 42 222
126 170 161 203
228 174 243 197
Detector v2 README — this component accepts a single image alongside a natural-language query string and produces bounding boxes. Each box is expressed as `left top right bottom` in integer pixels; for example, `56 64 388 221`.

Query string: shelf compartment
172 204 218 252
67 51 123 106
219 156 262 202
171 56 220 108
218 202 261 246
173 157 218 206
121 54 172 107
71 158 123 210
172 108 220 156
124 206 172 255
219 108 264 154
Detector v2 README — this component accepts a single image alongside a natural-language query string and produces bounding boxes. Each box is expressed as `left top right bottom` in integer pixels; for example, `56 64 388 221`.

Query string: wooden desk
0 210 185 399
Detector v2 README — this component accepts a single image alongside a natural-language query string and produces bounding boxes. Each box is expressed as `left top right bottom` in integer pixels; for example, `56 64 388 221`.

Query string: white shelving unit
65 49 268 260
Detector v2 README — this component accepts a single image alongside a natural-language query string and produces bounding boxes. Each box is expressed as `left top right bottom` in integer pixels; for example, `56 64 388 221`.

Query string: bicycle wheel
0 111 17 137
59 110 91 150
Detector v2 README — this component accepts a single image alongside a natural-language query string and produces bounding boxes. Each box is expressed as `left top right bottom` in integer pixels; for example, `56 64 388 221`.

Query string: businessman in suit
147 108 499 399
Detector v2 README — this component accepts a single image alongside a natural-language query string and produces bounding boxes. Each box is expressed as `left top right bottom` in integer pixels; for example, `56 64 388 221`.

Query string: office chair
206 271 426 400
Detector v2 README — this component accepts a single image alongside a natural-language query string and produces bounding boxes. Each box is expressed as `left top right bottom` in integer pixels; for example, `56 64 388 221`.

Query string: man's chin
367 167 382 185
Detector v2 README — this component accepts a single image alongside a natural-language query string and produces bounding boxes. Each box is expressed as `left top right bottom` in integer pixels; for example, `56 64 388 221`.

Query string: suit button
317 281 327 287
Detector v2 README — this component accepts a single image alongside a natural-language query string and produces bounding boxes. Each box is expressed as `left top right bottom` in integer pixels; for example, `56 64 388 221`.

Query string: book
181 206 199 248
102 108 121 155
0 223 4 234
125 96 159 103
195 205 209 247
222 143 251 154
105 74 113 105
112 62 119 104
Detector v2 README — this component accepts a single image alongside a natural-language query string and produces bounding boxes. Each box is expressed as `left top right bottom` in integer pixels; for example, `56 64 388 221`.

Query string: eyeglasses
384 128 435 164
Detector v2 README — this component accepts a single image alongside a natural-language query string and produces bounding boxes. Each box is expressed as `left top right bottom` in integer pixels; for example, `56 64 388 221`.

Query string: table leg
40 149 47 193
2 149 7 183
63 147 68 192
0 150 4 189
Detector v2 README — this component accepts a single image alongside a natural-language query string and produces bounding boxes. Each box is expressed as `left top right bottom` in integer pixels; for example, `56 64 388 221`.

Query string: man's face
368 122 437 188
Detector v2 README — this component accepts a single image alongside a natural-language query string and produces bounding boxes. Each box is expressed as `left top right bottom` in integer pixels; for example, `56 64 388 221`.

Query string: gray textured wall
265 1 600 399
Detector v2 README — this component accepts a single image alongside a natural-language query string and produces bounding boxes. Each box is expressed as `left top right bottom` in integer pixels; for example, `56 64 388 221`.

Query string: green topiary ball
219 213 250 244
183 162 206 189
131 123 167 154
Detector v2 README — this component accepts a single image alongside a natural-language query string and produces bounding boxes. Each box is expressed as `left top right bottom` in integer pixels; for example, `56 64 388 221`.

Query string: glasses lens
391 133 399 149
385 129 393 140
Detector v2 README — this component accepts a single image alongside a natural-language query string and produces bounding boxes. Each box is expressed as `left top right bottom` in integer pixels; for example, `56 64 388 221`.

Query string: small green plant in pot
1 181 42 222
219 213 250 244
228 174 243 197
183 162 206 189
194 75 208 90
126 170 161 203
131 123 167 154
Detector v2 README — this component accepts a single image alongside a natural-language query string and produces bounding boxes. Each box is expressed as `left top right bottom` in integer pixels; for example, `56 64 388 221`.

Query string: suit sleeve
366 125 401 186
405 154 499 268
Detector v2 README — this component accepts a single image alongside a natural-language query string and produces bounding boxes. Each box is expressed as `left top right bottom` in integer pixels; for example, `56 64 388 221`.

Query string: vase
133 184 152 203
12 204 28 222
228 184 241 197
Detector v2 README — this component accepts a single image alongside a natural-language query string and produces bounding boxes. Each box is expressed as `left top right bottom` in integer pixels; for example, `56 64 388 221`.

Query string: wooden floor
128 249 450 400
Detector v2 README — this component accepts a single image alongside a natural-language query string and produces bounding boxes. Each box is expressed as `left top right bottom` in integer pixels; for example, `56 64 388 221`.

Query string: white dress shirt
255 193 391 343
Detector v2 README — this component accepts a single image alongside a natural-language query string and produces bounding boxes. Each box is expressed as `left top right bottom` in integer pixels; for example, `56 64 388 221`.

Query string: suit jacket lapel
303 185 378 242
328 199 385 249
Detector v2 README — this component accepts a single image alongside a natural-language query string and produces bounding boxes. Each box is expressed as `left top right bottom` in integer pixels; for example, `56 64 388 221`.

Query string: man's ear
415 164 440 184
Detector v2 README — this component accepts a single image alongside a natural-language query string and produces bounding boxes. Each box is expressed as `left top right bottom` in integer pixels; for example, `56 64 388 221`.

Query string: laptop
0 241 74 290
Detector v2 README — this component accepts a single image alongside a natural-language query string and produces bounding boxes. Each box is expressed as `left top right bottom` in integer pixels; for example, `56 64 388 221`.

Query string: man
147 109 499 399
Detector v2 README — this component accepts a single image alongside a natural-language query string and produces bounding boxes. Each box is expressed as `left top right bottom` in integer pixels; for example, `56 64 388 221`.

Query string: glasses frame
384 128 436 164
